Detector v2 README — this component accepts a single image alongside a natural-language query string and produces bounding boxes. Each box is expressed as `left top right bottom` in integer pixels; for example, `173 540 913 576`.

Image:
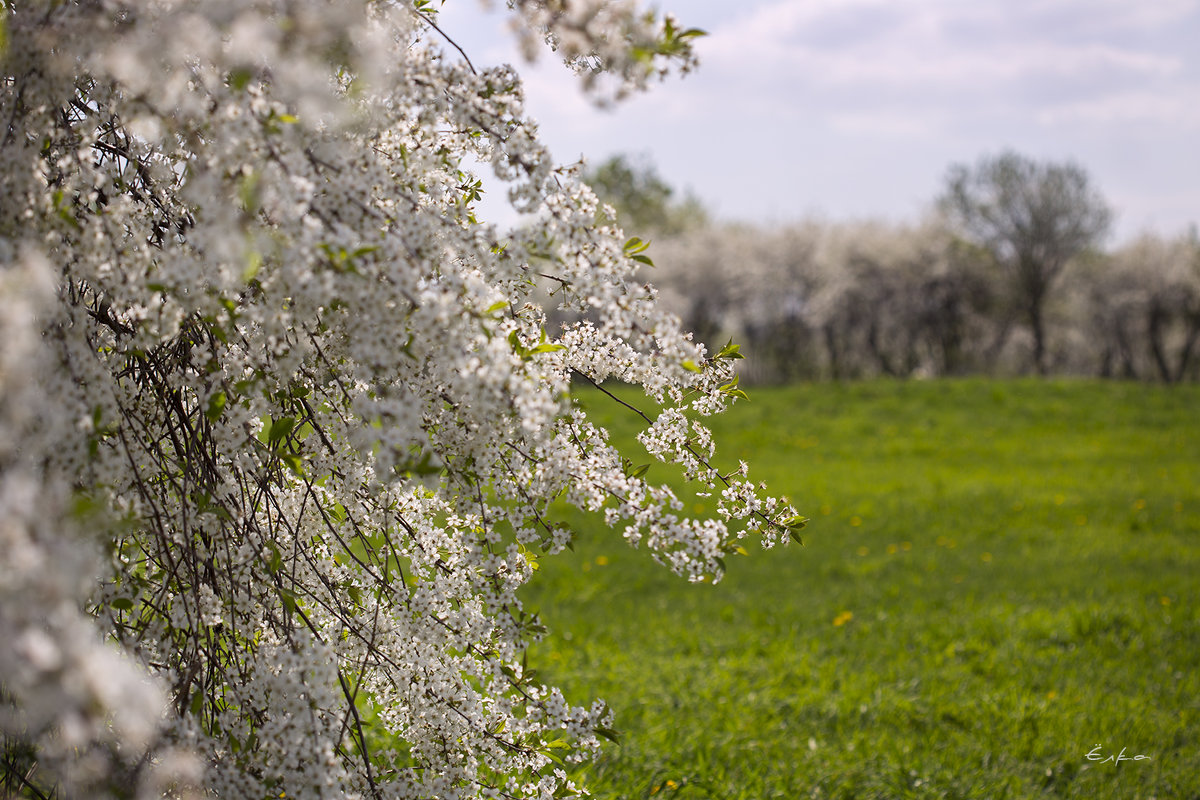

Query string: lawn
522 379 1200 800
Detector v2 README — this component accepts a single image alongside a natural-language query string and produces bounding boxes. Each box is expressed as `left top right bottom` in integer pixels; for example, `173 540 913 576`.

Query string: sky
435 0 1200 243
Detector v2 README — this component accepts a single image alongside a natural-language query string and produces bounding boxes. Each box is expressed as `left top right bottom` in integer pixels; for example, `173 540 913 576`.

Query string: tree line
591 152 1200 383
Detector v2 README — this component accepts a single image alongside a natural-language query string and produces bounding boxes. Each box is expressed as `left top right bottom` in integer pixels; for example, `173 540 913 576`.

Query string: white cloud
704 0 1182 87
827 110 943 138
1035 88 1200 128
685 0 1196 140
428 0 1200 237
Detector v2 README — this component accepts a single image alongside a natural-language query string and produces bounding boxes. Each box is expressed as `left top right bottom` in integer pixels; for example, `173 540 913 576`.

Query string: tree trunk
823 324 842 380
1172 314 1200 382
1029 300 1049 376
1147 303 1174 383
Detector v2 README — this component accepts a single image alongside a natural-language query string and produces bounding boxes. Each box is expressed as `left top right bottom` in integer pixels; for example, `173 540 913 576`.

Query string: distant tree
1080 232 1200 382
651 222 824 378
939 151 1112 374
650 219 993 382
585 154 708 235
802 221 992 379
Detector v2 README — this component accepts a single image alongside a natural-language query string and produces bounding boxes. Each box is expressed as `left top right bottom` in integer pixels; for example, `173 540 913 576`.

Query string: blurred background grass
523 379 1200 800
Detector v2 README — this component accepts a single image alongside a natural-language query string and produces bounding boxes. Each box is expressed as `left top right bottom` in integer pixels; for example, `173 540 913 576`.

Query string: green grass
522 379 1200 800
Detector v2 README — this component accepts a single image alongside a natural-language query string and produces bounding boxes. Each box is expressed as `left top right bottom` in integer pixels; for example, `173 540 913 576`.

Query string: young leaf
205 390 227 422
715 338 744 360
623 237 651 255
595 727 622 744
268 416 296 444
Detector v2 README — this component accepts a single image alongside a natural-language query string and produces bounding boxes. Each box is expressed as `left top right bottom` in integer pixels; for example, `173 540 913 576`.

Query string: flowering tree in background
647 220 998 383
0 2 803 798
1075 231 1200 382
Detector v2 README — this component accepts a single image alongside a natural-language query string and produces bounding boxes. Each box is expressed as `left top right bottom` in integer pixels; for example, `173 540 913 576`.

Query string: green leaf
784 514 809 530
278 587 297 614
110 597 134 611
719 375 750 401
783 514 808 546
280 452 305 476
508 329 525 356
242 250 262 282
595 726 622 744
681 360 702 373
205 391 227 422
266 544 284 575
716 338 744 360
628 463 650 479
237 170 260 213
52 188 82 230
268 416 296 444
623 237 653 267
227 68 254 91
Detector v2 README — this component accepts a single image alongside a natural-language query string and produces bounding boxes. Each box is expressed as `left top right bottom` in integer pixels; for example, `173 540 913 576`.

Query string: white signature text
1085 744 1151 766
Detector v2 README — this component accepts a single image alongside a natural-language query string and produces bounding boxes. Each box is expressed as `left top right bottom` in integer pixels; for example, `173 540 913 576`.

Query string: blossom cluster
0 2 799 798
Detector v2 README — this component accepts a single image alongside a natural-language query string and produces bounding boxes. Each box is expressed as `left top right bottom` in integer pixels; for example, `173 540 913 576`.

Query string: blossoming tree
0 1 802 798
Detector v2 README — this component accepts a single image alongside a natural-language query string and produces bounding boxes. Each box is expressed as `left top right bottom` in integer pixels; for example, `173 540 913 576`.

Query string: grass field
521 379 1200 800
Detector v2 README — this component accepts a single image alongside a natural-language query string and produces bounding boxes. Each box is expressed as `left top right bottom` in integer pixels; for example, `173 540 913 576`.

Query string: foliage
527 379 1200 799
583 154 708 236
0 2 797 798
939 151 1113 375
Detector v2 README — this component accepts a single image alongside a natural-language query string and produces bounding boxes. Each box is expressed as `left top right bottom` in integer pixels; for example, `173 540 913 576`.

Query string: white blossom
0 2 799 798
